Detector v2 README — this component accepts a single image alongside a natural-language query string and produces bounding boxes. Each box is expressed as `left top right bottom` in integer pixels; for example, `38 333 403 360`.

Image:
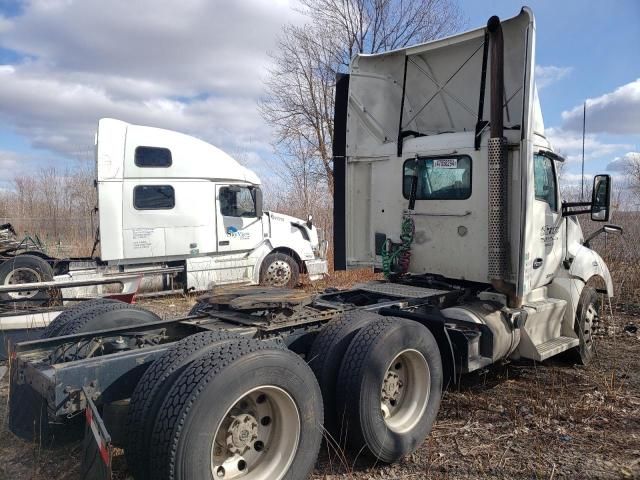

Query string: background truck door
215 184 263 252
529 153 563 289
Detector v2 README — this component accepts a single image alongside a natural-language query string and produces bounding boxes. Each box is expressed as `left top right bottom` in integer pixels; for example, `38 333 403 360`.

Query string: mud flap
81 387 112 480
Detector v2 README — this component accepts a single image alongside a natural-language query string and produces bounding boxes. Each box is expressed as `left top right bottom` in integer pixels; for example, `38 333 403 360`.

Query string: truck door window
220 186 257 217
133 185 175 209
533 154 558 211
135 146 172 167
403 155 472 200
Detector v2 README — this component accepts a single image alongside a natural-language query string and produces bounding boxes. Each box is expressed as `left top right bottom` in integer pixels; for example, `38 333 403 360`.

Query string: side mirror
583 224 623 248
307 214 313 229
604 224 623 235
254 187 263 217
591 174 611 222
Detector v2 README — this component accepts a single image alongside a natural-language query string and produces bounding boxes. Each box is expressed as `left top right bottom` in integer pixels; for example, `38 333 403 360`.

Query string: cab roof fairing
96 118 261 185
345 7 547 159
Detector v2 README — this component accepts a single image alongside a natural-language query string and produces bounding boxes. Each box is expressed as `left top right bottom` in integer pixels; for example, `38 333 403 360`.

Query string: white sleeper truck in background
96 118 328 290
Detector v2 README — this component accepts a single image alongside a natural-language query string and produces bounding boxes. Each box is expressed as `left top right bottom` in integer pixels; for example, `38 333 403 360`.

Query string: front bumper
305 258 328 281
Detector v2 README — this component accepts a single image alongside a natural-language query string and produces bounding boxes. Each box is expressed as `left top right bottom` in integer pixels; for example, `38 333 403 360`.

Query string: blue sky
461 0 640 187
0 0 638 192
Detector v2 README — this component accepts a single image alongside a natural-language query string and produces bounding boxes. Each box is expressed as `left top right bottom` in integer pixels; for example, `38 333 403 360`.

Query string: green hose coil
381 214 415 278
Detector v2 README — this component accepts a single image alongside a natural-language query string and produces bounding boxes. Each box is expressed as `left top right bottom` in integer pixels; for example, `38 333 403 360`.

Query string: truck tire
0 254 56 306
259 252 300 288
55 301 161 336
10 302 160 442
41 298 121 338
336 317 442 463
126 330 241 480
148 339 323 480
308 309 382 437
574 286 602 365
188 300 209 316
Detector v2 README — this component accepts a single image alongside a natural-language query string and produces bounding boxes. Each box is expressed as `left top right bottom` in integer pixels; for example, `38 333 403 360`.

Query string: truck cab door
215 184 264 252
529 153 563 289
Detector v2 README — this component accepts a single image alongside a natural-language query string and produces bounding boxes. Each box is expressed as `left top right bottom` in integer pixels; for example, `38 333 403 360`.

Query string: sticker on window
433 158 458 169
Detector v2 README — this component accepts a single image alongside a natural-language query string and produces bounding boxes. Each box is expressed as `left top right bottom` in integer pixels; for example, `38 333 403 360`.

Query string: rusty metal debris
0 223 47 259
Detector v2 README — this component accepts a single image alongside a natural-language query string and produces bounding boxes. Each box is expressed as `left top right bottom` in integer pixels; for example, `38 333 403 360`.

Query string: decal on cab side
540 225 560 246
226 226 250 240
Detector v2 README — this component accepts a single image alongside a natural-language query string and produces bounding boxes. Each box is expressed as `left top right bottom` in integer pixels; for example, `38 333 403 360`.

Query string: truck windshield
403 156 472 200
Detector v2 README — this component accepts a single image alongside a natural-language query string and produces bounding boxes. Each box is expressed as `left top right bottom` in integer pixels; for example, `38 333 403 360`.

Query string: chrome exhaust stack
486 15 519 307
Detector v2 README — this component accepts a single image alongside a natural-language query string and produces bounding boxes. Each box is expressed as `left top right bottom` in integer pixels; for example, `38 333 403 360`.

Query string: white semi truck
94 118 328 289
0 119 328 305
8 8 622 480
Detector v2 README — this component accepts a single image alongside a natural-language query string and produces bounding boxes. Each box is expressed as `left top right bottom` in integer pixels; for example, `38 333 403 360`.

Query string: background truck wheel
336 317 443 463
55 301 161 336
308 309 382 437
574 286 602 365
148 339 323 480
0 254 57 306
126 330 240 480
41 298 121 338
259 252 299 288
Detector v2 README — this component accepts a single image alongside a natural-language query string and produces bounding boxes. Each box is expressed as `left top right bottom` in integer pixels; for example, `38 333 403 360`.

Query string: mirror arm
561 201 591 217
583 224 623 248
583 227 605 248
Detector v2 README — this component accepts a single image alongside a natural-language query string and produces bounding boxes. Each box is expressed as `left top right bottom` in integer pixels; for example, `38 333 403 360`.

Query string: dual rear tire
310 312 442 463
128 335 324 480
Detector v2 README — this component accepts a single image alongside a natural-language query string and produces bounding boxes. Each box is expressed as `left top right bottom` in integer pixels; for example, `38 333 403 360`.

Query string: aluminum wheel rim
264 260 291 287
211 385 300 480
583 302 599 351
4 267 41 299
381 349 430 433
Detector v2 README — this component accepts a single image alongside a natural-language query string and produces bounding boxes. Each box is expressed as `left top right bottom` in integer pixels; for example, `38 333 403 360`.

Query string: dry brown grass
0 165 98 258
583 211 640 307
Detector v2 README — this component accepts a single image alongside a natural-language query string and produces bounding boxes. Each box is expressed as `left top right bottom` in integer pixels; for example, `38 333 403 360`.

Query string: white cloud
0 150 20 182
0 16 11 34
0 0 305 175
1 0 302 97
535 65 572 90
607 151 640 172
545 127 633 164
559 172 598 188
561 78 640 135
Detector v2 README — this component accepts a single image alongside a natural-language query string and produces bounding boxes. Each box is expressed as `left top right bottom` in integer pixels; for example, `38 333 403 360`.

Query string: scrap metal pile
0 223 47 260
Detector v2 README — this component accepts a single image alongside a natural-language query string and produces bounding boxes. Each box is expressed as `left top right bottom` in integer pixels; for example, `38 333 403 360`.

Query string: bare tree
624 152 640 208
260 0 464 193
2 161 97 255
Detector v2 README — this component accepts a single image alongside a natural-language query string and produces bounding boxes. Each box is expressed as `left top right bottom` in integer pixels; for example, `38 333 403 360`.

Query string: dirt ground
1 295 639 480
